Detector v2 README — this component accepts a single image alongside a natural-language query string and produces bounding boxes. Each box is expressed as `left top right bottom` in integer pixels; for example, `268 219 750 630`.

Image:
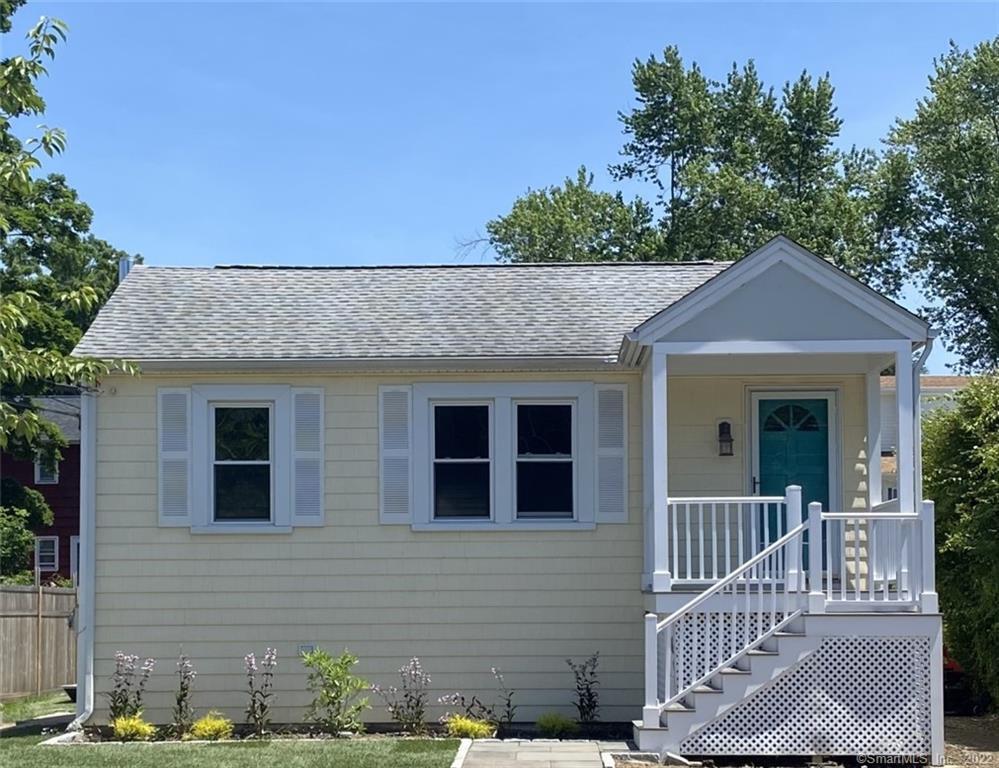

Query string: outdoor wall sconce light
718 420 734 456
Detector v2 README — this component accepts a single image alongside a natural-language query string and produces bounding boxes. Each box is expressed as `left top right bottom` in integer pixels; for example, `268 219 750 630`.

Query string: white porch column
651 350 671 591
865 366 883 505
894 345 915 514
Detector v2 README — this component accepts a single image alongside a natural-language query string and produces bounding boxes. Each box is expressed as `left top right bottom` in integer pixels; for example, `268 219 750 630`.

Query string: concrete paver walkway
462 739 610 768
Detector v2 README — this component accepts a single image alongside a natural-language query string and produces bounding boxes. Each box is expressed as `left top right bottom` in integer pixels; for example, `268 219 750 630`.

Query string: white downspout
912 337 934 507
68 390 96 731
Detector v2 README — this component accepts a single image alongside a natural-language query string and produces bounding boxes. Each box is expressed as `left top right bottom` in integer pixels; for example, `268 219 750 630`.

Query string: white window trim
35 535 58 572
34 458 58 485
514 399 577 521
431 400 494 522
191 385 292 533
412 382 595 530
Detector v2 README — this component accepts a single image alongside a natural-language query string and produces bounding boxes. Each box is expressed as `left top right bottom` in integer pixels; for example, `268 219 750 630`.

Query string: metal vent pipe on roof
118 256 132 283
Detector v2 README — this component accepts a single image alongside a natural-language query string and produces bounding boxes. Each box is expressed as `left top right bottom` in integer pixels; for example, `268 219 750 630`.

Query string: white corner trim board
69 391 96 730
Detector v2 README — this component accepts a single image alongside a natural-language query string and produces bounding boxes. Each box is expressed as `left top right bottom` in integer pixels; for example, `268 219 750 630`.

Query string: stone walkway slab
462 740 604 768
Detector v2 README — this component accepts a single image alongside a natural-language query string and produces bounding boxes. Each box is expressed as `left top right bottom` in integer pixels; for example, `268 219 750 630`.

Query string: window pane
517 404 572 457
517 462 573 518
434 463 490 518
214 464 271 520
434 405 489 459
215 407 270 461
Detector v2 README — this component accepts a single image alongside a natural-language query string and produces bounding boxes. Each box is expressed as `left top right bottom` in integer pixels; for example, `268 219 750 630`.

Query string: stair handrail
657 522 807 633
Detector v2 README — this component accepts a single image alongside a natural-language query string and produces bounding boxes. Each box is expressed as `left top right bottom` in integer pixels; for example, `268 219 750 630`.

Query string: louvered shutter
158 388 191 526
379 386 412 523
292 388 324 526
595 385 628 523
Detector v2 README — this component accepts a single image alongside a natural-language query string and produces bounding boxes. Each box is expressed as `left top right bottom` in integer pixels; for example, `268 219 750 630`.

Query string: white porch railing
666 495 789 583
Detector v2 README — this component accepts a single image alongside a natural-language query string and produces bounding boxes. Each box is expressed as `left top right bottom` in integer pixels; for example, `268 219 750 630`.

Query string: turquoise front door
756 398 830 562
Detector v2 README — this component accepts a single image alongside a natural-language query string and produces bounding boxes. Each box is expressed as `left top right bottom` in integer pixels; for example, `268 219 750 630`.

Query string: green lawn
0 735 460 768
0 691 74 725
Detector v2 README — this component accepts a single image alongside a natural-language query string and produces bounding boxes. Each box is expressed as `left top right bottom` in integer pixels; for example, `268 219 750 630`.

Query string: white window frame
34 458 58 485
514 399 577 521
412 382 595 530
190 385 292 533
35 536 58 572
210 401 275 525
431 400 494 522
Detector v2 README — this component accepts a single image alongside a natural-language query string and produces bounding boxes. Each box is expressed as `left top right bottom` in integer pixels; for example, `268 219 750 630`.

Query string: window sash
34 459 59 485
210 402 274 523
35 537 58 571
514 400 576 520
431 402 492 520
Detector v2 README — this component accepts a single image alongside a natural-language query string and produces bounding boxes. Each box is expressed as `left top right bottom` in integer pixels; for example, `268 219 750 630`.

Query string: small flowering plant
244 648 277 738
107 651 155 720
373 656 431 734
171 652 197 738
438 666 517 730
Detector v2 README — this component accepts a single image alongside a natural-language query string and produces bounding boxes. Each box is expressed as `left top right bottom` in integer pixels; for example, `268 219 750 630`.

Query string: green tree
923 376 999 701
486 47 905 295
0 3 137 579
886 38 999 372
483 167 662 263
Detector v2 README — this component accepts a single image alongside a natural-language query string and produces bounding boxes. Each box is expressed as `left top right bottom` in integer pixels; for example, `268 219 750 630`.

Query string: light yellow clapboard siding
92 370 646 724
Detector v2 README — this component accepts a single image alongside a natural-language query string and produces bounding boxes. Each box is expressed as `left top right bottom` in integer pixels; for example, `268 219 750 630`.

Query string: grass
0 691 74 725
0 735 460 768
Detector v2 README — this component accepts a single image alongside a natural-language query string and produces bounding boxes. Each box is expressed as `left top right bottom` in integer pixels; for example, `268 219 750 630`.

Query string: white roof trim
631 235 930 345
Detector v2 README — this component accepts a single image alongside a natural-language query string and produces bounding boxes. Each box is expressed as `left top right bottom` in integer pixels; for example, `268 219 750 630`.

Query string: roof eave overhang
119 355 627 375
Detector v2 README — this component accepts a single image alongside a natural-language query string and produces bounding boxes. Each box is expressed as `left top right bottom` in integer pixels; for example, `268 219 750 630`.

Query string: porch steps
633 618 818 753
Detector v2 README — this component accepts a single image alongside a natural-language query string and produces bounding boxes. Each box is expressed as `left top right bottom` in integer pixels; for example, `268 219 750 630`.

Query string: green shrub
923 376 999 702
535 711 579 738
444 714 495 739
111 714 156 742
301 647 370 734
188 711 233 741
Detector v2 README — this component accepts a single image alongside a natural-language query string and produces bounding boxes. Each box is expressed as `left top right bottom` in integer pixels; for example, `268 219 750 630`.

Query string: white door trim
747 389 841 514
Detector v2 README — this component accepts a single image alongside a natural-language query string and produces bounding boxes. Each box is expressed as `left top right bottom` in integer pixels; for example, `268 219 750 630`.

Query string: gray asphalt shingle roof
73 262 731 362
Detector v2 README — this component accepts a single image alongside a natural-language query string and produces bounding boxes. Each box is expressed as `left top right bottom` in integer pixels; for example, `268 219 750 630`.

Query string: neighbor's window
211 404 272 522
34 458 58 485
433 404 491 519
35 536 58 572
516 403 574 519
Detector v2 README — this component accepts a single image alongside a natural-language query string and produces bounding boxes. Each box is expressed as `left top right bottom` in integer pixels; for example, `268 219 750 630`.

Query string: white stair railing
644 486 807 726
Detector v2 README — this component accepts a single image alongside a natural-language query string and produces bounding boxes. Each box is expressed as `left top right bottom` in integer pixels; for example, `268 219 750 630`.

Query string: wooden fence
0 586 76 699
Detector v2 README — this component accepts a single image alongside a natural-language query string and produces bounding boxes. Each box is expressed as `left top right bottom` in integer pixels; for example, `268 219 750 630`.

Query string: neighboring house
1 396 81 583
880 375 968 501
70 237 944 761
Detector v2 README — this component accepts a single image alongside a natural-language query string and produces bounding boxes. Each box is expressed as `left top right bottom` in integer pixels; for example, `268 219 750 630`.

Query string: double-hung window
211 403 273 523
432 403 491 519
515 403 574 519
34 458 58 485
35 536 58 572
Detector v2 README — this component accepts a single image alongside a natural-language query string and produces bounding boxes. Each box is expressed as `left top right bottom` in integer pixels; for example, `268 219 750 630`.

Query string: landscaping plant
535 711 579 739
374 656 431 734
107 652 155 720
444 714 495 739
188 711 234 741
566 652 599 722
244 648 277 738
438 666 517 730
171 653 196 739
301 647 370 734
111 713 156 742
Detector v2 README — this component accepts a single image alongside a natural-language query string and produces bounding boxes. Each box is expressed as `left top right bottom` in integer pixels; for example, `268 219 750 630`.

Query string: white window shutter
379 385 412 523
158 388 191 526
595 385 628 523
292 388 325 526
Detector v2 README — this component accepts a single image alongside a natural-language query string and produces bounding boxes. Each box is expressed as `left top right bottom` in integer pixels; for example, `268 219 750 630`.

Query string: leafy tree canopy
486 47 908 295
886 38 999 372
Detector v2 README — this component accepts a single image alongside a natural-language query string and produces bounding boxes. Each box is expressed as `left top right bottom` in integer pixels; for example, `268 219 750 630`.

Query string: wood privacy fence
0 586 76 699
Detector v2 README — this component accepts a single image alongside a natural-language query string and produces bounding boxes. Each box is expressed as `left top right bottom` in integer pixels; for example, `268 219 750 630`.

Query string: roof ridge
131 261 728 271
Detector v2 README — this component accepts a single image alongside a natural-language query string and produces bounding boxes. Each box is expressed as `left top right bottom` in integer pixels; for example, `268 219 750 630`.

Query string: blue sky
14 1 999 371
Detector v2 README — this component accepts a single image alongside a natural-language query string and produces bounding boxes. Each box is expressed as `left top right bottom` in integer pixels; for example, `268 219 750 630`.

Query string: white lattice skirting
680 636 932 756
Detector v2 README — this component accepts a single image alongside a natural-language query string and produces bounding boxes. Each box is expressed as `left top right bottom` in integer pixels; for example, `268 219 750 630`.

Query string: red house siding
1 446 80 580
